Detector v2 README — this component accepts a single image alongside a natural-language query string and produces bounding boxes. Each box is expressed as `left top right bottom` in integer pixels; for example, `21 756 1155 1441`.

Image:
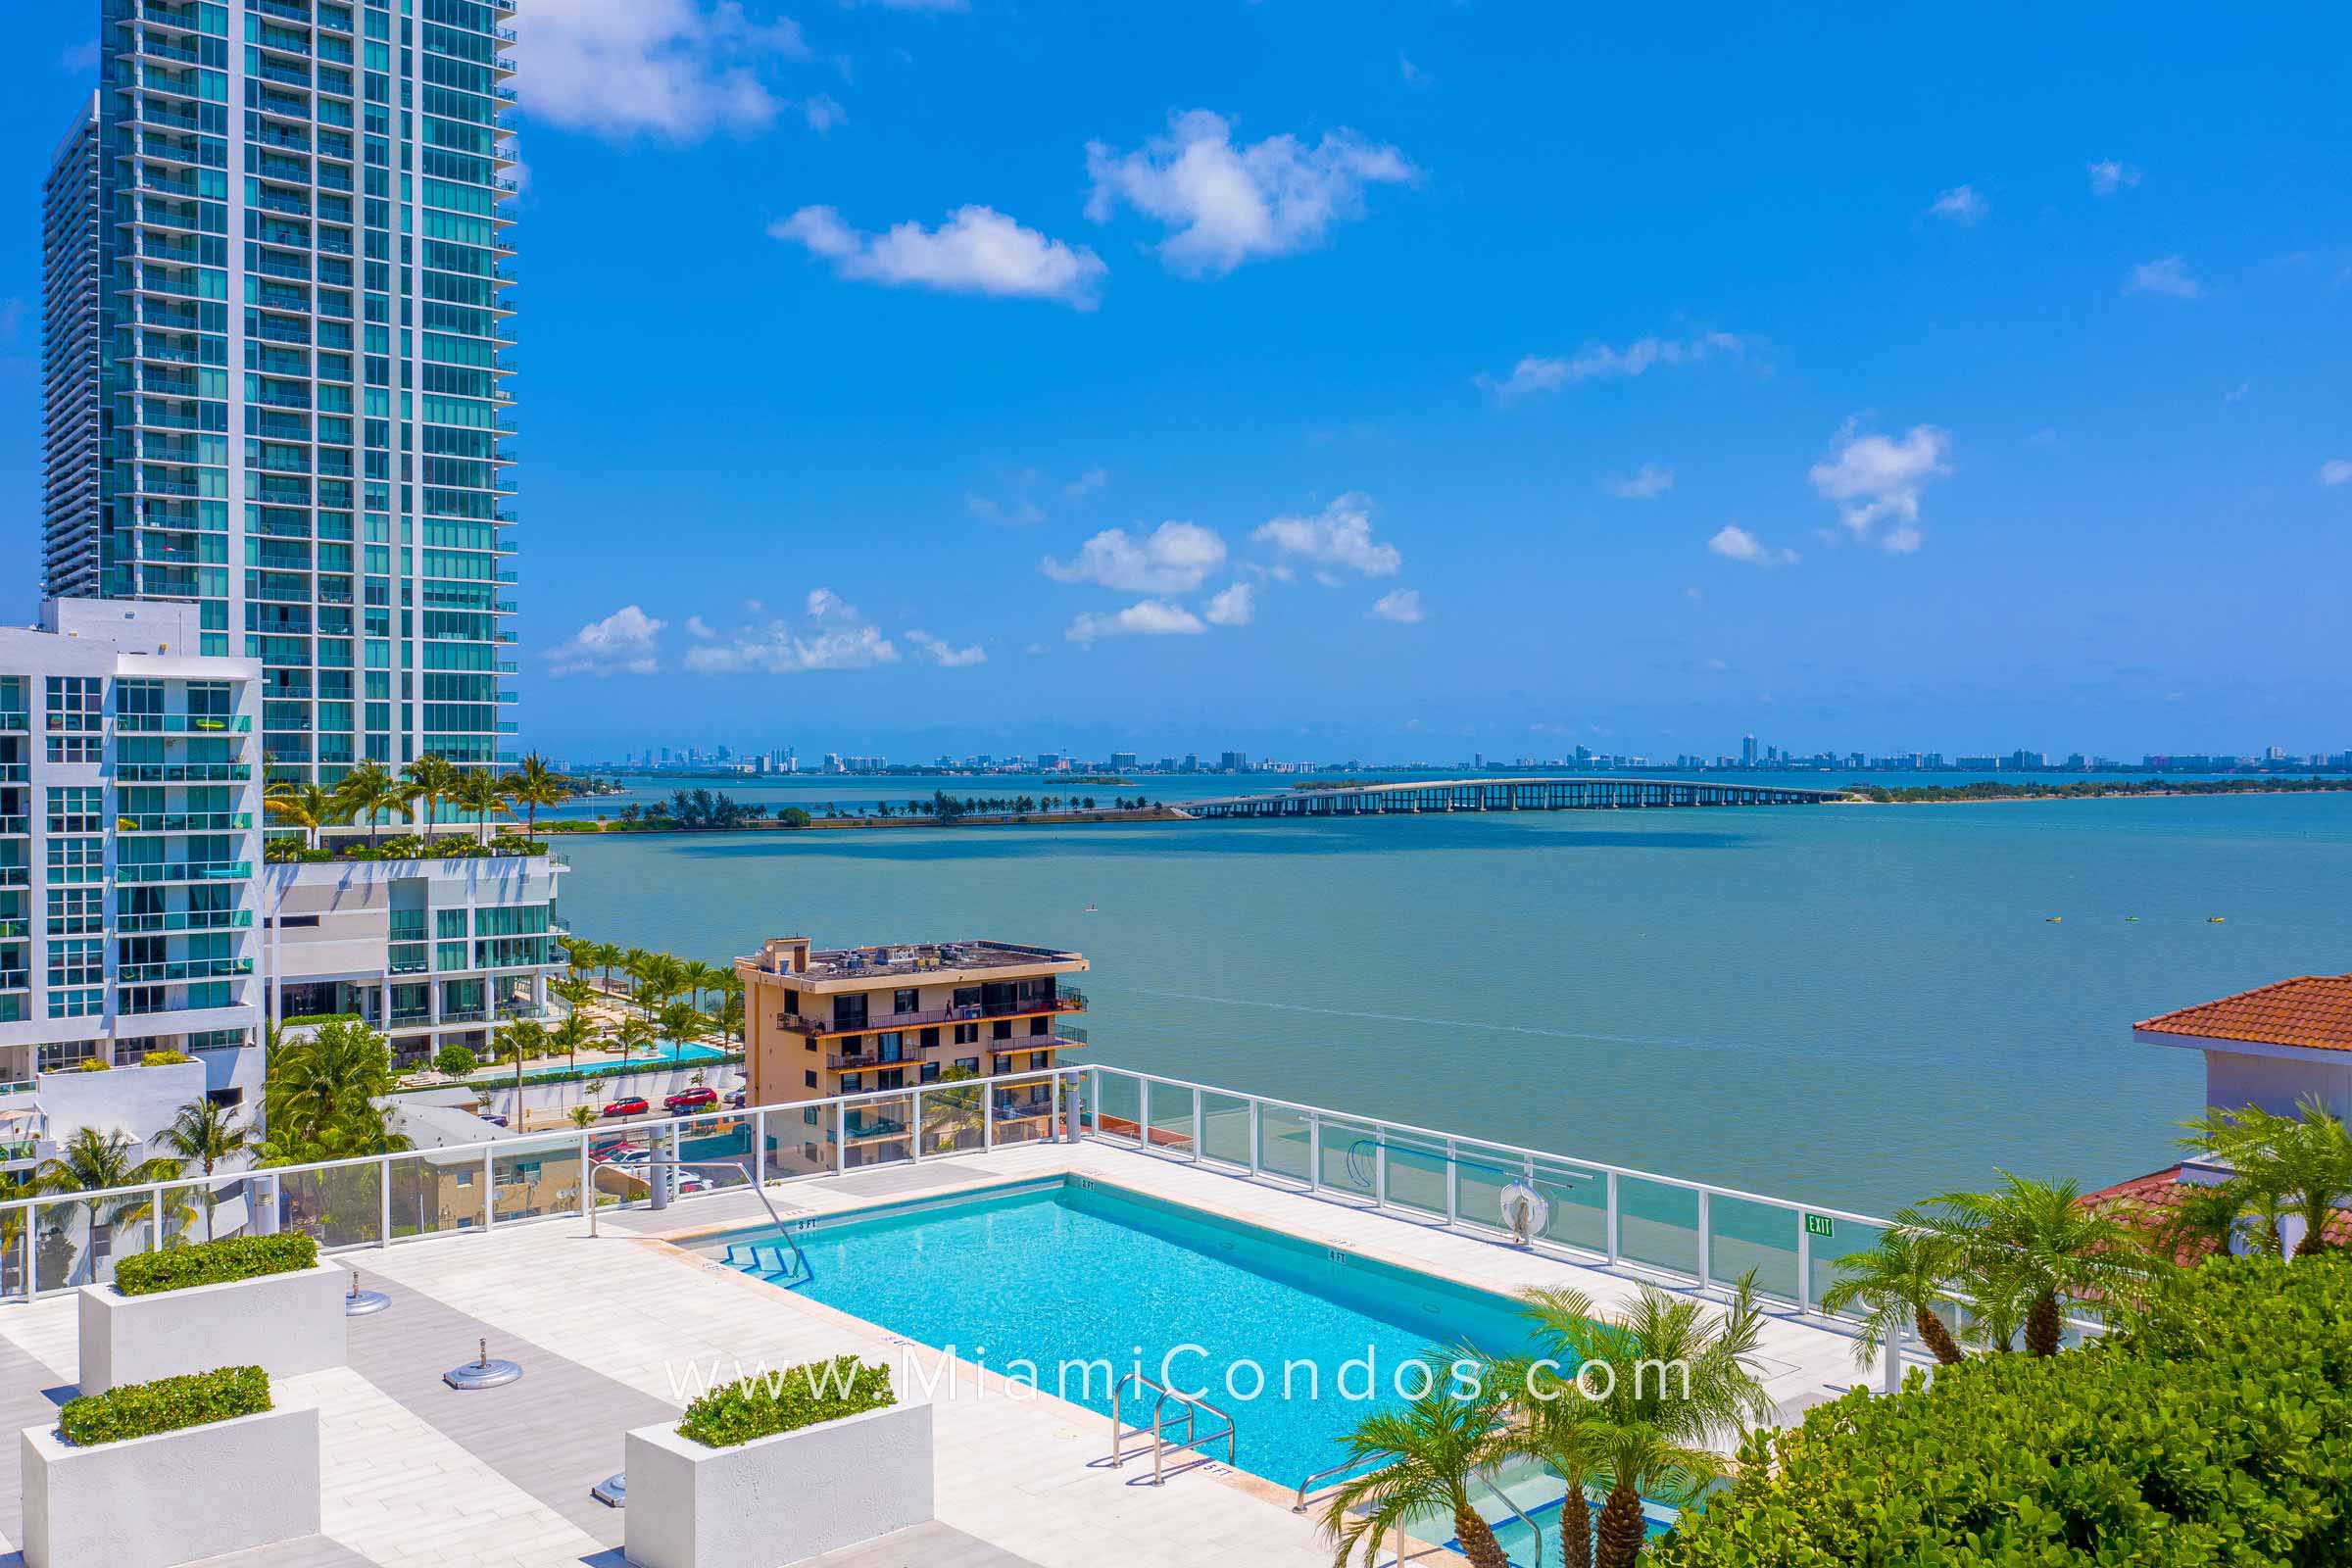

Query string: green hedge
1656 1252 2352 1567
58 1366 271 1446
677 1356 894 1448
112 1234 318 1298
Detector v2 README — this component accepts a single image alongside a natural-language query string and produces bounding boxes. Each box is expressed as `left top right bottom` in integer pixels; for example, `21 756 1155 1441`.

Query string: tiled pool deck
0 1140 1888 1568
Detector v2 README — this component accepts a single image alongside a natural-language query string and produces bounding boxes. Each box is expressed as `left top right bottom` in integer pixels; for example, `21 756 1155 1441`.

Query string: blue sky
2 2 2347 762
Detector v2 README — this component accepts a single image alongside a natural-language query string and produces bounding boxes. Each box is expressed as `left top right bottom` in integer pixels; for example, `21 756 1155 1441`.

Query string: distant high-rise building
1219 750 1250 772
1740 734 1758 766
46 4 522 785
41 96 104 602
1108 751 1137 770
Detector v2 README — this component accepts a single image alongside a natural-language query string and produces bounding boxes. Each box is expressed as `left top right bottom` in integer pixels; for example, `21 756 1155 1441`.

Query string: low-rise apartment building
737 937 1088 1167
0 600 266 1166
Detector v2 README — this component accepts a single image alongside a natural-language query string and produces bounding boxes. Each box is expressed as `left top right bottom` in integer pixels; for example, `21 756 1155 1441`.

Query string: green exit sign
1803 1213 1835 1238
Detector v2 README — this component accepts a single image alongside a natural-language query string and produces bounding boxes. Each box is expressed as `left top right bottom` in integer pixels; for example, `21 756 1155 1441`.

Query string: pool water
709 1177 1544 1493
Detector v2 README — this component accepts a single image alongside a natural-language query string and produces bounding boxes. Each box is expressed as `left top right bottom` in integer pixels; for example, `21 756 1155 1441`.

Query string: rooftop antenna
444 1336 522 1390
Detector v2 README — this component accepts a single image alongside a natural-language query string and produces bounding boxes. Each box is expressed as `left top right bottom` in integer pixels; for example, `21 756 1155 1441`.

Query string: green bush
112 1234 318 1298
677 1356 894 1448
280 1011 362 1029
58 1366 271 1446
137 1050 193 1065
1655 1251 2352 1568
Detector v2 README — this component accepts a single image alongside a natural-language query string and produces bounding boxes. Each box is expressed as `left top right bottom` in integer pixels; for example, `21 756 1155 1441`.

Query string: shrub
280 1011 362 1029
70 1058 111 1072
58 1366 271 1446
435 1044 478 1077
1654 1251 2352 1568
113 1233 318 1298
137 1050 193 1066
676 1356 894 1448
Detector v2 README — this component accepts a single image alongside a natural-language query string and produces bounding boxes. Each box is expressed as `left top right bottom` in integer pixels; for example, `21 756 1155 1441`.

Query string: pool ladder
1107 1372 1236 1486
1295 1451 1545 1568
718 1235 814 1288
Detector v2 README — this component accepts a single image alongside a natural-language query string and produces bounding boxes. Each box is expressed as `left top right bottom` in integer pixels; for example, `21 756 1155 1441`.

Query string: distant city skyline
3 5 2347 760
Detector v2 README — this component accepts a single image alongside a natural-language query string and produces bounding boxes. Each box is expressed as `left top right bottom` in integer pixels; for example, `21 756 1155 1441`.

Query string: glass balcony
113 713 252 733
114 861 254 884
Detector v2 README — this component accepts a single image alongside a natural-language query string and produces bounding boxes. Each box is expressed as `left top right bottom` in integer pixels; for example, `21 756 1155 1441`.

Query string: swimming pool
705 1176 1545 1494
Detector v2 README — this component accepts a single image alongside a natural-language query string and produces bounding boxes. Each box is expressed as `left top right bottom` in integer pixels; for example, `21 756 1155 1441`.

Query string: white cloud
1043 522 1227 593
906 629 986 666
683 614 716 639
2319 460 2352 487
1607 464 1675 500
514 0 808 139
1203 582 1255 627
805 588 853 619
1398 54 1427 87
2125 256 2201 299
1477 333 1749 401
1251 493 1401 577
1066 600 1206 644
1808 423 1952 553
804 93 845 133
1084 110 1416 276
967 492 1046 526
1927 184 1987 225
1706 525 1799 567
548 605 665 676
1064 467 1109 499
1367 589 1425 623
774 205 1107 309
2086 159 2141 197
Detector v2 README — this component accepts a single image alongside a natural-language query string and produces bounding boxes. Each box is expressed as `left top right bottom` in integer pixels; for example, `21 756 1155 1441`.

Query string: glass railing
116 908 254 933
117 956 256 984
114 861 253 883
114 713 252 733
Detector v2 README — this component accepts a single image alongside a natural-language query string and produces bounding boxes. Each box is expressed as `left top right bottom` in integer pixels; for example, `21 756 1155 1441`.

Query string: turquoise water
554 793 2352 1213
472 1040 729 1086
710 1178 1543 1490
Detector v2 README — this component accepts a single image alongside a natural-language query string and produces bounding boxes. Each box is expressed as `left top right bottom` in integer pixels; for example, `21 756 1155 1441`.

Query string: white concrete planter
623 1398 933 1568
76 1260 348 1395
22 1403 320 1568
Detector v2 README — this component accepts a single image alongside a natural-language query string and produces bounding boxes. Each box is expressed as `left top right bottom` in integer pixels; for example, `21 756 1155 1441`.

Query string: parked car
601 1096 650 1118
722 1088 747 1109
673 1172 714 1195
662 1086 718 1113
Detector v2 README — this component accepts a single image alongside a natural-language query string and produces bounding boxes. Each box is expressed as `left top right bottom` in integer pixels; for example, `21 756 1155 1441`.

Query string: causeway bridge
1174 777 1851 819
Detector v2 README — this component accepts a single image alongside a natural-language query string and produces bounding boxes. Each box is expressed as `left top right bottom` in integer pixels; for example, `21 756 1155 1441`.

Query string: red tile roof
2083 1164 2352 1266
2134 973 2352 1053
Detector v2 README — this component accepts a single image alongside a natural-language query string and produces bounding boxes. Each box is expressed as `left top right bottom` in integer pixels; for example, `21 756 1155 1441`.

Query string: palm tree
331 760 402 850
1320 1368 1513 1568
263 780 338 851
613 1014 656 1070
2180 1097 2352 1258
549 1012 597 1078
156 1099 255 1242
718 972 746 1045
453 769 510 846
501 753 569 843
566 1104 598 1130
493 1017 546 1105
401 754 458 841
637 954 688 1019
1494 1355 1607 1568
39 1128 185 1273
923 1064 988 1153
585 940 623 998
1816 1229 1967 1368
658 1000 706 1069
265 1017 406 1160
1903 1172 2146 1356
682 959 725 1014
619 948 655 1014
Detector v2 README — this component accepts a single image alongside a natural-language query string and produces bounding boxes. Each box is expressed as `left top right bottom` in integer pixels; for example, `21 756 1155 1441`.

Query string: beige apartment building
737 937 1088 1167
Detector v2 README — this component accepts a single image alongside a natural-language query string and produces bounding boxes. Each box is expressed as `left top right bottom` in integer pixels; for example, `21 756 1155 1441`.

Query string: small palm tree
614 1014 656 1069
263 780 338 851
331 760 402 850
401 754 458 838
1494 1335 1607 1568
501 753 569 843
1817 1229 1967 1367
156 1099 255 1242
493 1017 546 1104
1320 1367 1514 1568
566 1104 597 1130
549 1012 597 1078
454 769 510 846
658 1000 706 1067
39 1128 185 1274
1904 1172 2147 1356
2180 1097 2352 1259
682 959 725 1013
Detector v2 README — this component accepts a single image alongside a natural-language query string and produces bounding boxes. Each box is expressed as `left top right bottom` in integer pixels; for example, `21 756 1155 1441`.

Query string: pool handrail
583 1156 779 1237
1108 1368 1236 1485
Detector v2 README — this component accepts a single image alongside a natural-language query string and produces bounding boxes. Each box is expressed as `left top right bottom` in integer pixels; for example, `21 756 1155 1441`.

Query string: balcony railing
117 812 254 833
777 990 1087 1038
826 1034 1082 1072
114 713 250 733
117 956 256 984
115 861 253 884
116 909 254 933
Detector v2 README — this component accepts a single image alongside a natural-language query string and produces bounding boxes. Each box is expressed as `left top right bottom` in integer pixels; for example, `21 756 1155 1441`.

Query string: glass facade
80 0 519 785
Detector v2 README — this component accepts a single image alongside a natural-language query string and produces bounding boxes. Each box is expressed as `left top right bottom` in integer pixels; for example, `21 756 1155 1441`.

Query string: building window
919 1027 939 1049
893 988 919 1014
991 1019 1011 1041
1028 1015 1049 1037
47 938 103 990
955 1056 979 1075
803 1070 817 1089
919 1061 940 1084
37 1038 101 1072
953 1023 978 1046
45 734 100 763
45 787 104 836
48 989 103 1020
1027 1053 1051 1072
840 1073 861 1093
45 886 103 936
436 908 467 940
780 991 799 1016
992 1054 1011 1075
44 677 99 734
47 837 103 886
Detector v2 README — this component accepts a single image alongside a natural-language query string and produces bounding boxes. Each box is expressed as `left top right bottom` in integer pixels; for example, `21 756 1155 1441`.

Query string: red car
601 1096 650 1118
663 1086 718 1113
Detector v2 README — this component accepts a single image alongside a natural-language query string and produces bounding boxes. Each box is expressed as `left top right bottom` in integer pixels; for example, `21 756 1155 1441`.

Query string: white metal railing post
1190 1090 1202 1161
577 1132 592 1223
910 1087 925 1164
1247 1098 1260 1177
1307 1112 1321 1193
1695 1191 1711 1291
984 1082 996 1152
753 1109 766 1185
18 1219 30 1300
834 1102 846 1174
1374 1130 1388 1209
1605 1171 1620 1265
1796 1213 1813 1314
481 1148 495 1228
1137 1079 1150 1152
1089 1064 1102 1138
380 1154 394 1245
150 1190 163 1251
1444 1138 1459 1224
